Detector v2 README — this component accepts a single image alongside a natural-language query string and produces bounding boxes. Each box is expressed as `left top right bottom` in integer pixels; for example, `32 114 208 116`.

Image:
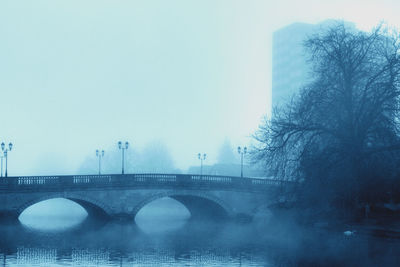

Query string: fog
19 198 88 232
1 0 400 175
19 197 190 234
2 1 400 266
13 199 400 266
77 140 180 174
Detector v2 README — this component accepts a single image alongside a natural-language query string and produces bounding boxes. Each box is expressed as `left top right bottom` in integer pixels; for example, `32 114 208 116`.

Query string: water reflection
2 219 400 266
19 197 192 234
0 220 273 266
19 198 88 232
4 198 400 266
135 197 190 234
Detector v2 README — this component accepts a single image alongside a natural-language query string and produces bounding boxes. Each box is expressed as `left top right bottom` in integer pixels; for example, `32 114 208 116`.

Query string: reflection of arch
17 193 111 219
132 191 233 220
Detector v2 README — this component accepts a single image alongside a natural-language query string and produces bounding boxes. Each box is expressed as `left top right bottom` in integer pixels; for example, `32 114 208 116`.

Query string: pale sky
1 0 400 175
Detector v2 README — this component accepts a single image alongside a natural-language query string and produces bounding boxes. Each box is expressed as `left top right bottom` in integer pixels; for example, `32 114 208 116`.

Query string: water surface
2 198 399 266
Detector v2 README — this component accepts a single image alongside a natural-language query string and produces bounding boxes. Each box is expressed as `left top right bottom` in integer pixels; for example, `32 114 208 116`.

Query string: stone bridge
0 174 284 222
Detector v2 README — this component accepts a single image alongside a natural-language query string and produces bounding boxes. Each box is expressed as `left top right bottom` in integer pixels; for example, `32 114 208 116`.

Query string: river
0 198 399 266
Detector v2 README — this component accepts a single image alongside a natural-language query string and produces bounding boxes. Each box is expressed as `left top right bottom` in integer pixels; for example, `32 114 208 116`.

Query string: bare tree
254 23 400 211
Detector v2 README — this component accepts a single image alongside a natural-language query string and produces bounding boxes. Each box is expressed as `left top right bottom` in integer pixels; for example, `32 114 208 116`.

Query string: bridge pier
0 174 281 224
0 211 19 224
109 213 135 222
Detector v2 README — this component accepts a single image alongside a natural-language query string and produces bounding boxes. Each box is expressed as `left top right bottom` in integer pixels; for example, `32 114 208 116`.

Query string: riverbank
266 205 400 240
257 207 400 266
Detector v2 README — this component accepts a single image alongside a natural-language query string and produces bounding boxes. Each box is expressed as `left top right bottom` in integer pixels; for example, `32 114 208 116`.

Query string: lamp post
237 146 247 178
198 153 206 175
118 141 129 174
96 149 105 175
0 155 3 178
1 142 13 178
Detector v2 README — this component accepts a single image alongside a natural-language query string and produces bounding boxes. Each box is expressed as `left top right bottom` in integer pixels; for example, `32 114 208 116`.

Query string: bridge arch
17 193 112 219
132 191 234 220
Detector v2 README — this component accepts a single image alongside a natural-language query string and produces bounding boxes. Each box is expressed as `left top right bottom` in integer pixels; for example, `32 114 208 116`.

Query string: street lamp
0 154 3 178
198 153 206 175
96 149 105 175
118 141 129 174
237 146 247 178
1 142 13 177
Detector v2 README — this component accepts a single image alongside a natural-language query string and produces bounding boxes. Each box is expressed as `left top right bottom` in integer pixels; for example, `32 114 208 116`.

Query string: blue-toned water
0 198 398 266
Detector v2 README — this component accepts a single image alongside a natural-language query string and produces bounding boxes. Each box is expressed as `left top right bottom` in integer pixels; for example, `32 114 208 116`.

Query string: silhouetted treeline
78 140 180 174
254 22 400 219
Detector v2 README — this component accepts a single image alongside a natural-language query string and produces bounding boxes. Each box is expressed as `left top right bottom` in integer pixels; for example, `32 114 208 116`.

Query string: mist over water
4 198 398 266
19 197 191 234
12 198 275 266
135 197 190 234
19 198 88 232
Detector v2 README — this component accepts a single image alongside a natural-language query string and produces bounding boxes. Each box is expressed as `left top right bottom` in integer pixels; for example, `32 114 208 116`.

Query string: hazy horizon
1 0 400 175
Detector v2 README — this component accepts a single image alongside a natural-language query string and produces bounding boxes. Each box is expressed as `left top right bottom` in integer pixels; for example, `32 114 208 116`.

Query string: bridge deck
0 174 282 193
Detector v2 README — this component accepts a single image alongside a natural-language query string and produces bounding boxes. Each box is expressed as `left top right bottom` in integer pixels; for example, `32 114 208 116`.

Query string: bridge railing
0 173 285 192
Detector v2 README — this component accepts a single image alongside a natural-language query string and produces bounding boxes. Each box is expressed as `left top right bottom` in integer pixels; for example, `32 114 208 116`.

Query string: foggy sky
1 0 399 175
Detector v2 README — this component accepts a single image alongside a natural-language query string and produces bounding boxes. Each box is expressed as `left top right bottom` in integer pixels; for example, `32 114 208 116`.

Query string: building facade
272 20 355 109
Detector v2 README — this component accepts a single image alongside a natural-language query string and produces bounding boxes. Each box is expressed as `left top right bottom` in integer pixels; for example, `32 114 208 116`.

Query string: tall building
272 20 355 109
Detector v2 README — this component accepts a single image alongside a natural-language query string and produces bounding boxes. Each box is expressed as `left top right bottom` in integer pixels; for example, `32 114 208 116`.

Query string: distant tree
77 146 138 175
254 23 400 213
77 140 178 174
217 138 237 164
135 141 177 173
